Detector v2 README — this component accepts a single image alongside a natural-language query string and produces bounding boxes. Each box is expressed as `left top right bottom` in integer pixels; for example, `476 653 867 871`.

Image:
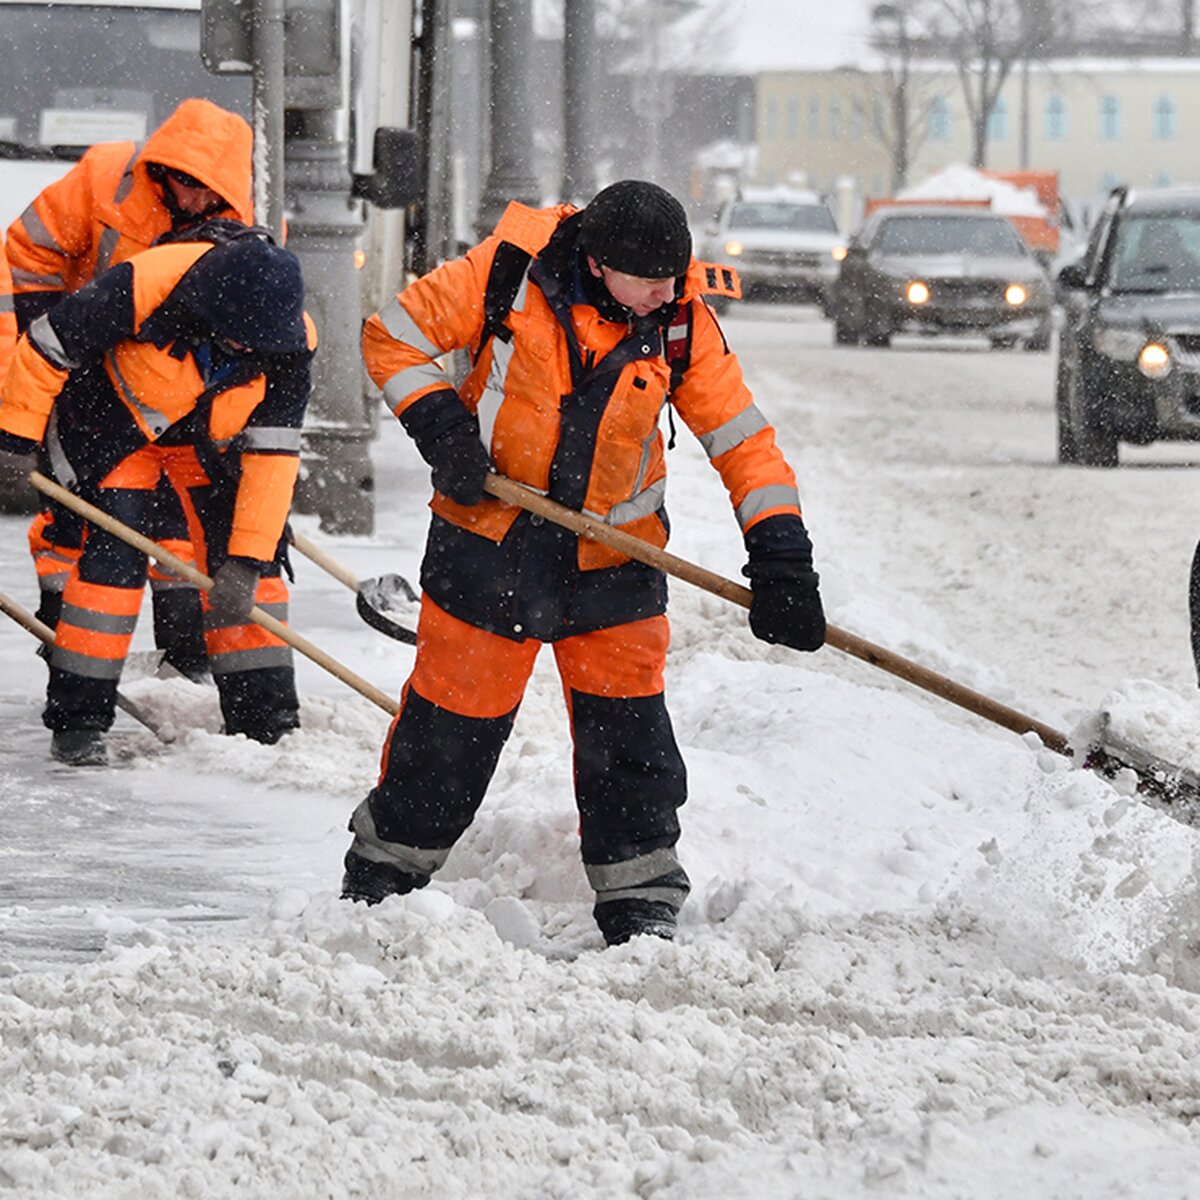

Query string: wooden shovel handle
288 529 362 592
30 472 399 717
482 473 1070 755
0 586 169 738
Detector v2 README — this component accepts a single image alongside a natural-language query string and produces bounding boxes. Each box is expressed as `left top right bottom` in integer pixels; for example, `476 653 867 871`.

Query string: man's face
588 257 677 317
161 168 225 218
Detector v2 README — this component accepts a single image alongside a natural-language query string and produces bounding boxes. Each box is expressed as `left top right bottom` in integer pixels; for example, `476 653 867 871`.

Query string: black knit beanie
579 180 692 279
179 238 308 354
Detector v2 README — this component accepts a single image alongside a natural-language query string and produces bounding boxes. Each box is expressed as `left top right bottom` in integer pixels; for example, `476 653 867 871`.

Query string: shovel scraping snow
479 472 1200 817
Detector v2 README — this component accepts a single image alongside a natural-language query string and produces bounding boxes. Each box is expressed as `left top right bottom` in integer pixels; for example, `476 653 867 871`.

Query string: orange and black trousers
30 476 208 678
347 596 691 917
43 443 298 741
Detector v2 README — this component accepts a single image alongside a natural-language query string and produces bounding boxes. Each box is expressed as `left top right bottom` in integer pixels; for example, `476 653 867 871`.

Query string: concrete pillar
285 109 374 535
561 0 597 206
475 0 541 238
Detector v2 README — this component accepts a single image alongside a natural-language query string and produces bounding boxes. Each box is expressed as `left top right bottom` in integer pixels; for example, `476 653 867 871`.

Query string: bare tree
869 1 939 191
916 0 1054 168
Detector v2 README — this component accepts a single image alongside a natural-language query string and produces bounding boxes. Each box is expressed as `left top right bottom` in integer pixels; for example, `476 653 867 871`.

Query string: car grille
740 249 823 268
928 278 1005 303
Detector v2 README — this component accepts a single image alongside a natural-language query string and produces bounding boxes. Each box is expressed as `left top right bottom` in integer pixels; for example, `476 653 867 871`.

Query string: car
1055 185 1200 466
698 186 845 312
829 205 1053 350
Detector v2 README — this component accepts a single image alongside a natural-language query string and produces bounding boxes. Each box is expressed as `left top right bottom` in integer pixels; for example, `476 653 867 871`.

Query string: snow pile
899 164 1047 217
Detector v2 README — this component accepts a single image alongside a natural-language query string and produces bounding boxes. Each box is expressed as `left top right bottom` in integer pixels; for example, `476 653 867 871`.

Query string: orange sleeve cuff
0 341 69 442
228 453 300 562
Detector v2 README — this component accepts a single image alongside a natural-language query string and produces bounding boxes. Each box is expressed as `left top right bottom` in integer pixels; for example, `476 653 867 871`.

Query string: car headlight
1093 327 1152 360
831 245 847 262
1005 283 1027 306
1137 341 1172 379
906 280 930 305
724 240 744 257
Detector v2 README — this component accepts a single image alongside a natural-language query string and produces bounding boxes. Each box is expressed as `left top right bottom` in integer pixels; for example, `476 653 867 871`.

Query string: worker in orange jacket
0 228 315 766
342 180 825 945
4 97 255 679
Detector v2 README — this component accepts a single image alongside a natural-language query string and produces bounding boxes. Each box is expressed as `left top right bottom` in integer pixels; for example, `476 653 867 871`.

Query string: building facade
756 59 1200 225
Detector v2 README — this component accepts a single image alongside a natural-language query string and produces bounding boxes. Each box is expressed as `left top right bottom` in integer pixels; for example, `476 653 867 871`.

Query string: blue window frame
1153 95 1176 141
829 97 841 140
987 96 1008 142
808 95 821 139
929 95 951 141
1044 94 1067 141
1099 95 1121 141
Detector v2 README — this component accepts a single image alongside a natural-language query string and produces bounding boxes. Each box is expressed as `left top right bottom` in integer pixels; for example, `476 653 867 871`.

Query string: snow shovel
480 472 1200 813
28 472 400 718
0 586 173 741
287 529 418 644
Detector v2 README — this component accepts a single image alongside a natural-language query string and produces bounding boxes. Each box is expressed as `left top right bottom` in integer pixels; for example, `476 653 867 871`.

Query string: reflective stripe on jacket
362 201 803 574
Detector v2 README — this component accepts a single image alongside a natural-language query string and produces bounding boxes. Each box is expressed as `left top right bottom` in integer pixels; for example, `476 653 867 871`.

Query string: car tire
1055 361 1079 464
1024 320 1052 353
1065 359 1118 467
833 316 859 346
862 300 891 348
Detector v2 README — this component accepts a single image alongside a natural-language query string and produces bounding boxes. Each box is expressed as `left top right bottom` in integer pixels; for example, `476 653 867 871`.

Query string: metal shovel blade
356 574 419 644
1085 713 1200 823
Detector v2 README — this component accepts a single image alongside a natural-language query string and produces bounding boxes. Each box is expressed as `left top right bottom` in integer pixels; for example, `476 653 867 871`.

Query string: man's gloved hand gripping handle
399 389 492 507
742 514 826 653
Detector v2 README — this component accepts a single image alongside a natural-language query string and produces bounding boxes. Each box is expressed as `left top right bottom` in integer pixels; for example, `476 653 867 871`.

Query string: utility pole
561 0 597 205
475 0 541 236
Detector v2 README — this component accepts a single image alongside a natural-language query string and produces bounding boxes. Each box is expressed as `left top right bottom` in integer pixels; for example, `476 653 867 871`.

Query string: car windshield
728 202 838 234
1108 213 1200 293
0 3 249 153
875 215 1025 257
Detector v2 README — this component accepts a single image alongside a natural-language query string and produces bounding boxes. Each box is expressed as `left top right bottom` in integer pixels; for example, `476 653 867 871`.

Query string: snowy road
3 303 1200 1198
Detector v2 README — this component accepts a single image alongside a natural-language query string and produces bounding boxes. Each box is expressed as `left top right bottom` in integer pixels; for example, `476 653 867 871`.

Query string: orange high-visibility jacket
0 240 315 563
363 201 803 573
5 98 253 324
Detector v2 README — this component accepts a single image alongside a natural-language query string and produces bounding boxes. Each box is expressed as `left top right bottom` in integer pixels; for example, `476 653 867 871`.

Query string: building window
1099 95 1121 141
987 96 1008 142
929 95 951 141
1044 94 1067 141
829 97 842 140
766 97 778 140
1099 171 1119 194
808 95 821 139
851 95 864 141
786 96 800 138
1153 95 1176 140
1155 171 1173 187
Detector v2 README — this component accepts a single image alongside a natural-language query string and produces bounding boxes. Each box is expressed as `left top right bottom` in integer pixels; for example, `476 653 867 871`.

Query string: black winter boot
594 898 678 946
50 730 108 767
341 849 428 905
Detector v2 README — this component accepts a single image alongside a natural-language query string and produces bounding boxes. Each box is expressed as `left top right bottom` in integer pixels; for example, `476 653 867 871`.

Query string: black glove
746 564 826 652
208 557 262 622
743 514 825 652
423 423 492 506
399 389 492 506
0 439 38 515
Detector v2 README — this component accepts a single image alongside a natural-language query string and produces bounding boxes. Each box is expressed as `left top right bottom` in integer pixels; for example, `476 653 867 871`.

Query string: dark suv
1056 185 1200 465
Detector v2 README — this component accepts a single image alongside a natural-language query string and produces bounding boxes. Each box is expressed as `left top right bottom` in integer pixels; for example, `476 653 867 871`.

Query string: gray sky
675 0 876 73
